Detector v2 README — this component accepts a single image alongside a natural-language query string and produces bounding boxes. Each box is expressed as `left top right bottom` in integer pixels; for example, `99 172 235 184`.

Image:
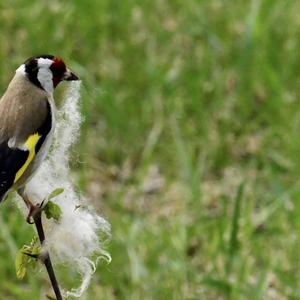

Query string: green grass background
1 0 300 299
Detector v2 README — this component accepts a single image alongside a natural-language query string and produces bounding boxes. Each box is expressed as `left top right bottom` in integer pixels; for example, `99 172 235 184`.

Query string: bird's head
16 55 79 94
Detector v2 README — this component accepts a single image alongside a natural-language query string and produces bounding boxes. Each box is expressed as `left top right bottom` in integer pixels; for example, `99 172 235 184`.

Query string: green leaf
15 251 27 279
46 295 56 300
15 239 41 280
21 245 40 257
43 188 63 221
226 182 245 274
47 188 64 201
44 201 62 221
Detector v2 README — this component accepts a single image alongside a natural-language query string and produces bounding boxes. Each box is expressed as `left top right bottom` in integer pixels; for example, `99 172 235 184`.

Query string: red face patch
50 57 67 87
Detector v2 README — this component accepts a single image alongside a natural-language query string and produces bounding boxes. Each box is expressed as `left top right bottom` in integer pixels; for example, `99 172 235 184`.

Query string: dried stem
34 211 63 300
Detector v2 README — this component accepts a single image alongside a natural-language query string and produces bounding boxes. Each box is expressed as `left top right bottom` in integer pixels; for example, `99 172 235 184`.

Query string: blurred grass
1 0 300 299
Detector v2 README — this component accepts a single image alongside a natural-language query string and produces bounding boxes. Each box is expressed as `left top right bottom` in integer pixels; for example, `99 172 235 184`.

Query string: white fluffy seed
16 81 111 297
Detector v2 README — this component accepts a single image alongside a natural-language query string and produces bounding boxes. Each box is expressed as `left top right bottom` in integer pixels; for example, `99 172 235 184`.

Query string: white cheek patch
37 68 53 94
37 58 53 66
37 58 54 94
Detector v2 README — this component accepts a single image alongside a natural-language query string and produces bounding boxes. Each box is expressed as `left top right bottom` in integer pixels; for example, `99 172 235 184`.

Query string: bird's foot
17 190 45 224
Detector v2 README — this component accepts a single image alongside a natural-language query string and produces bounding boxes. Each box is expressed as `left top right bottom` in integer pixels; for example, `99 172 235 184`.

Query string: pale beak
63 68 79 81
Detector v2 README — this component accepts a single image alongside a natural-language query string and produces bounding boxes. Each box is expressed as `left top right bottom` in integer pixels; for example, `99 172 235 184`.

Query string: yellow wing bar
14 133 41 183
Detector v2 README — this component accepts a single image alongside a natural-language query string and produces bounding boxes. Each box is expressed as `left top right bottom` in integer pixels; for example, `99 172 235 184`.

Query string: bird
0 55 79 221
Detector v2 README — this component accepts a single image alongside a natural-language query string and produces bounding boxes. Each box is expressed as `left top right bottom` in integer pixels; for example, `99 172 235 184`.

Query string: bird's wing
0 90 52 201
0 140 30 200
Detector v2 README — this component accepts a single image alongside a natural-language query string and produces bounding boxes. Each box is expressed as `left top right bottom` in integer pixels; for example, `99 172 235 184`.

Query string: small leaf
46 295 56 300
44 201 62 221
15 238 41 280
15 251 27 279
47 188 64 201
30 236 38 246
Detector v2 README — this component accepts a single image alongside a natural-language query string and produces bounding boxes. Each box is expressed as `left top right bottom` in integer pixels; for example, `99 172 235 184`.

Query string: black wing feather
0 144 28 201
0 101 52 202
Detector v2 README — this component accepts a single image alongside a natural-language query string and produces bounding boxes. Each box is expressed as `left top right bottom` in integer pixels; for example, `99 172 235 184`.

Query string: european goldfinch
0 55 79 209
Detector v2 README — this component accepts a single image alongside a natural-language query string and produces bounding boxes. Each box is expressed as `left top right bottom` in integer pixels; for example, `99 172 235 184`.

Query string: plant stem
34 211 63 300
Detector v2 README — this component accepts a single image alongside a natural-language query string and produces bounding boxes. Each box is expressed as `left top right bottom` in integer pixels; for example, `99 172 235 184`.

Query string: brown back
0 73 49 144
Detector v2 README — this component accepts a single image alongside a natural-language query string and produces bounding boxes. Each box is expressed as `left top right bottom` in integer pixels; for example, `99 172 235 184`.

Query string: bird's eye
51 66 61 77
